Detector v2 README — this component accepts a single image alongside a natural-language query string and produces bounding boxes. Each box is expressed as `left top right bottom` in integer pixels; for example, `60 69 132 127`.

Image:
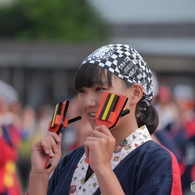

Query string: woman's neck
111 115 138 147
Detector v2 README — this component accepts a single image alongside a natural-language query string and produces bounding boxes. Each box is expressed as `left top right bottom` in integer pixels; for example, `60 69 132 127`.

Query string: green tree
0 0 108 42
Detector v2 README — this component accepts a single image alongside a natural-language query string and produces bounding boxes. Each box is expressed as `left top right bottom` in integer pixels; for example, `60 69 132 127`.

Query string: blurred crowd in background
0 73 195 195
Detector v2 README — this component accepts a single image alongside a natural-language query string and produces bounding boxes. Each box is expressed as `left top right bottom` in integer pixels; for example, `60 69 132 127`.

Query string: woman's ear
129 84 144 105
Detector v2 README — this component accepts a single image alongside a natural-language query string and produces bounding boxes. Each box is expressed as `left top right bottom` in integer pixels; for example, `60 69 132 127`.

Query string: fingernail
45 149 49 154
50 150 54 156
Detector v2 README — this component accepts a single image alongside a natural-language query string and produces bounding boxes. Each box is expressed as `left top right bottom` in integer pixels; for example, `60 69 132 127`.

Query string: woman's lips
88 112 96 120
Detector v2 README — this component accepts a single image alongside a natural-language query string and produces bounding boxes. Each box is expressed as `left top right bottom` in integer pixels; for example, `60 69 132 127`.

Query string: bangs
75 63 112 91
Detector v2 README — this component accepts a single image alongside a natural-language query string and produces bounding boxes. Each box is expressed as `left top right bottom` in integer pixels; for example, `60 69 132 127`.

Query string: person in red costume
0 81 22 195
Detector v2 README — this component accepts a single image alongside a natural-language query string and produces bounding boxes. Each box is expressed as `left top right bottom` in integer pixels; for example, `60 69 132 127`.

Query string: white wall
89 0 195 24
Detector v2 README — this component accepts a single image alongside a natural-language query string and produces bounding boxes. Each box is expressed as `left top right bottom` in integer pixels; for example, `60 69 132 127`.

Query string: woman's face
77 74 130 129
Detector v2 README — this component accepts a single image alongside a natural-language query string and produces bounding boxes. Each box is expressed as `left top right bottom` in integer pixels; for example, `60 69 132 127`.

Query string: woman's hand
28 133 62 195
84 125 115 172
31 132 62 173
84 126 126 195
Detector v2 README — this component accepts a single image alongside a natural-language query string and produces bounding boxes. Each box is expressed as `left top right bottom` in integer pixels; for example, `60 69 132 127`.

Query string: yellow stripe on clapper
51 103 60 127
101 94 115 120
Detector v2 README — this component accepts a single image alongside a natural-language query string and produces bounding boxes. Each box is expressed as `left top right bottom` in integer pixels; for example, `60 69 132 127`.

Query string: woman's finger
93 125 112 136
48 133 62 170
39 133 61 156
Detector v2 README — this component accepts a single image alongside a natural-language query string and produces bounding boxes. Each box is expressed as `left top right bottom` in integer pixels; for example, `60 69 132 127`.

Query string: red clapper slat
45 100 81 168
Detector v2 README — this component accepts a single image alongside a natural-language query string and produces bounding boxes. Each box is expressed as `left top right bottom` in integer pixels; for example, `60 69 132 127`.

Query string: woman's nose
84 93 97 108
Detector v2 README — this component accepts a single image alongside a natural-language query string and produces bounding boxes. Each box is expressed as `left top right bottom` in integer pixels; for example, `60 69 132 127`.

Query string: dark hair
75 63 159 134
135 98 159 135
75 63 112 90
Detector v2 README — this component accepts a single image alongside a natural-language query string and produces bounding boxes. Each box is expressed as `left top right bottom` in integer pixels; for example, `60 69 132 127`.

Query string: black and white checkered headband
81 44 153 107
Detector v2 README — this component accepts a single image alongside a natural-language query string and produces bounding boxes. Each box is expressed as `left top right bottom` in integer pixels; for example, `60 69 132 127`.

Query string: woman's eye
78 89 85 93
96 87 105 91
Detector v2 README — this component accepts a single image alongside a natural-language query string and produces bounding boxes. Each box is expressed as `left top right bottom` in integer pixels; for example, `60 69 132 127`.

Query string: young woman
28 44 182 195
